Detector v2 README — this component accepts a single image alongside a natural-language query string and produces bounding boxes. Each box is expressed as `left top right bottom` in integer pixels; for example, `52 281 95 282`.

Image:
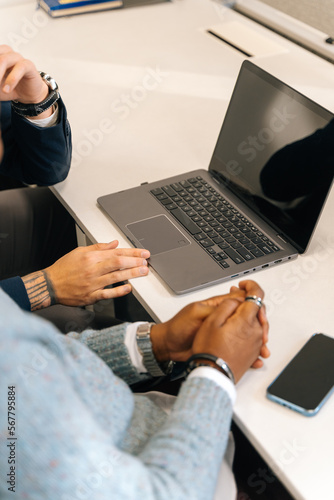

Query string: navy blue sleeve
0 98 72 186
0 277 31 311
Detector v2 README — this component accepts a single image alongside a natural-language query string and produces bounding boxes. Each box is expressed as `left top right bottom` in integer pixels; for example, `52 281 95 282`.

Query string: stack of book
38 0 169 17
38 0 123 17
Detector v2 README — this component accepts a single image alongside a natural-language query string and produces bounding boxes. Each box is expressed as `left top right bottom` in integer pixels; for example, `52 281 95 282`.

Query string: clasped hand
150 280 269 383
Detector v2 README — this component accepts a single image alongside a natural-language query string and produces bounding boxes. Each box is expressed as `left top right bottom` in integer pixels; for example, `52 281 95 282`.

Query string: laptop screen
209 61 334 253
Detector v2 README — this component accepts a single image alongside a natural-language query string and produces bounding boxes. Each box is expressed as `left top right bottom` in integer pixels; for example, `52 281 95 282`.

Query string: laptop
98 61 334 294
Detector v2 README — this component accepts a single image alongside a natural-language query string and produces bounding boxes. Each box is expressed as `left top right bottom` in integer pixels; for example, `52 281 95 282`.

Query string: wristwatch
136 322 174 377
11 72 60 117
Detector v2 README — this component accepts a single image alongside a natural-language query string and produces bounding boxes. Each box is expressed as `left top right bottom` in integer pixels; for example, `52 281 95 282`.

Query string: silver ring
245 295 263 308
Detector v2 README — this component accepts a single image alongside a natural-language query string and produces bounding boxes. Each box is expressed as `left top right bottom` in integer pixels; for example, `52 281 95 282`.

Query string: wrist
22 270 57 311
186 353 236 384
136 323 173 377
150 323 170 362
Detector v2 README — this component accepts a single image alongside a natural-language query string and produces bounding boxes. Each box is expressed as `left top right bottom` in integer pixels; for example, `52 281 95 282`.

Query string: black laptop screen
209 61 334 253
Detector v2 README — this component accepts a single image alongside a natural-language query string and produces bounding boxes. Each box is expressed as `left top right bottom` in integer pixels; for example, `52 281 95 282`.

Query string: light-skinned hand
44 240 150 306
0 45 52 119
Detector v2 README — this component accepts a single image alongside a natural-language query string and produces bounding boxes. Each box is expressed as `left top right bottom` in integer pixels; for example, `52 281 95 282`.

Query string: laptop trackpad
127 215 190 255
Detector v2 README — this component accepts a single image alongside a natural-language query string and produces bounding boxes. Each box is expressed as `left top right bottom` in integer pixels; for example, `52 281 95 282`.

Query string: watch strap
136 322 173 377
11 72 60 117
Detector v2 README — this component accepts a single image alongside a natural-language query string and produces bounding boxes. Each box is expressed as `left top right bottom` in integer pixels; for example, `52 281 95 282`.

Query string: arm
0 45 71 185
0 99 71 185
0 280 268 499
0 288 234 500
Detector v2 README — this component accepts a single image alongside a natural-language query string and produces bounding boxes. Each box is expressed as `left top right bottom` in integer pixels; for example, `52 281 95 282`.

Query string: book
38 0 123 17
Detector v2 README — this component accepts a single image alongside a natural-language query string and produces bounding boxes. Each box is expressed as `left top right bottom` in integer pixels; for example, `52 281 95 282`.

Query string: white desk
1 1 334 498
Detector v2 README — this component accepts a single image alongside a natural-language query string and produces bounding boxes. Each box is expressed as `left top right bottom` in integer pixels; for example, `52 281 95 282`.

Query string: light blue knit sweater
0 289 233 500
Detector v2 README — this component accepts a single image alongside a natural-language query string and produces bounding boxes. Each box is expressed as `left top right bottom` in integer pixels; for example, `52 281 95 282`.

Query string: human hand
150 287 246 363
42 240 150 307
0 45 51 119
192 280 269 383
230 282 270 368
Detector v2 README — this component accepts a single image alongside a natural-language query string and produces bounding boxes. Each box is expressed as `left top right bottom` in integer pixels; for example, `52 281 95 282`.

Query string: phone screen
267 333 334 416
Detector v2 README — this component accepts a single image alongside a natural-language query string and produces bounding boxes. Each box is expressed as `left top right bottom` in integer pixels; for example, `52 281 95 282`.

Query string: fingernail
140 266 148 275
141 250 150 258
3 85 10 93
124 284 131 293
142 259 147 266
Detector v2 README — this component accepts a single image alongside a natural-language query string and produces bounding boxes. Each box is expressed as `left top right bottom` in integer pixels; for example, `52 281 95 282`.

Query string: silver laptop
98 61 334 294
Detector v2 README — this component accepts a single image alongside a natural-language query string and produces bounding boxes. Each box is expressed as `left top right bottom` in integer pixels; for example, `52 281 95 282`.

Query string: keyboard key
151 188 163 196
200 239 214 248
161 198 174 205
224 248 245 264
257 243 273 254
169 208 202 235
165 203 178 210
195 233 207 241
237 248 254 261
170 182 182 192
251 248 265 258
219 260 230 269
162 185 177 197
218 242 229 250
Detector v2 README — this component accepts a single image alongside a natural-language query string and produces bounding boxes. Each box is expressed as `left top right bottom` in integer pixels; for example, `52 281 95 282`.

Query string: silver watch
136 323 173 377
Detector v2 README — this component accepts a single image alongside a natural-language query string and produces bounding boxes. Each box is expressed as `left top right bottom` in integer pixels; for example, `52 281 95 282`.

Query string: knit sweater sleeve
0 289 234 500
68 323 152 386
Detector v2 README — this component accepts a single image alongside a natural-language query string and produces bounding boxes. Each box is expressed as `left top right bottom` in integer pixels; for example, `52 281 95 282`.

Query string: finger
96 283 132 302
0 51 23 87
92 242 150 260
260 344 271 358
98 255 149 275
238 280 265 300
97 265 149 288
251 358 264 369
202 298 242 329
199 289 245 308
113 247 150 259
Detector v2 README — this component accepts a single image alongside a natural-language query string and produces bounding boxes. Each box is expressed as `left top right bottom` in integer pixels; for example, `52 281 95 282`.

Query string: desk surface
1 1 334 499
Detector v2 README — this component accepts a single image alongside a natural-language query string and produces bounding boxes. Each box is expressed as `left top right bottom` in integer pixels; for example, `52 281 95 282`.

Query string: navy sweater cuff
0 277 31 311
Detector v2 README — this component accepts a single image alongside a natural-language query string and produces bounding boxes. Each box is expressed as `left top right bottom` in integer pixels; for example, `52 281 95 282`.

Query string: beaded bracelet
186 353 235 385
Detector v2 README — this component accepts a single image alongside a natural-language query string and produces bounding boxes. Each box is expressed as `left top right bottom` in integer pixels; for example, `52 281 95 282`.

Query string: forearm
138 375 234 500
68 323 153 386
0 99 71 185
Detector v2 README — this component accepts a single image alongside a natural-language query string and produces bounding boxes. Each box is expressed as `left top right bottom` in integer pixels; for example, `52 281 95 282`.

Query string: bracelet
186 353 235 385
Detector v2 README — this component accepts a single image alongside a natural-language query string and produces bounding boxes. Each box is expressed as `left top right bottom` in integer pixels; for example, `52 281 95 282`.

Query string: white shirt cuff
25 103 59 128
188 366 236 405
124 322 147 373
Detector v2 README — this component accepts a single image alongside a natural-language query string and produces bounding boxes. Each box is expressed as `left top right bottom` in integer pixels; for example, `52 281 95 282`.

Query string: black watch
11 72 60 117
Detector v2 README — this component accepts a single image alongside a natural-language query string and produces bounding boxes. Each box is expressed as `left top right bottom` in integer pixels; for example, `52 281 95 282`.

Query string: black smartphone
266 333 334 416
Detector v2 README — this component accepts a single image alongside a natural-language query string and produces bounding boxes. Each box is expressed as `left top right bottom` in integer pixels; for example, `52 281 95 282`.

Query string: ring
245 295 263 308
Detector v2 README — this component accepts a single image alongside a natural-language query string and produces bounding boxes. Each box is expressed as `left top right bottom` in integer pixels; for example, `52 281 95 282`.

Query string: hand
43 241 150 307
192 280 269 383
150 287 246 363
230 283 270 368
0 45 51 119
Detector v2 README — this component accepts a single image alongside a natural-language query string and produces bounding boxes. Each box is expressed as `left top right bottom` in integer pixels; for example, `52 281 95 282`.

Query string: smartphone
266 333 334 416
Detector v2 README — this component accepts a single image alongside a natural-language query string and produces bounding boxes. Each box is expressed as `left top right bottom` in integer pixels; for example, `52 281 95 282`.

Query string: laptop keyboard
150 175 280 270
